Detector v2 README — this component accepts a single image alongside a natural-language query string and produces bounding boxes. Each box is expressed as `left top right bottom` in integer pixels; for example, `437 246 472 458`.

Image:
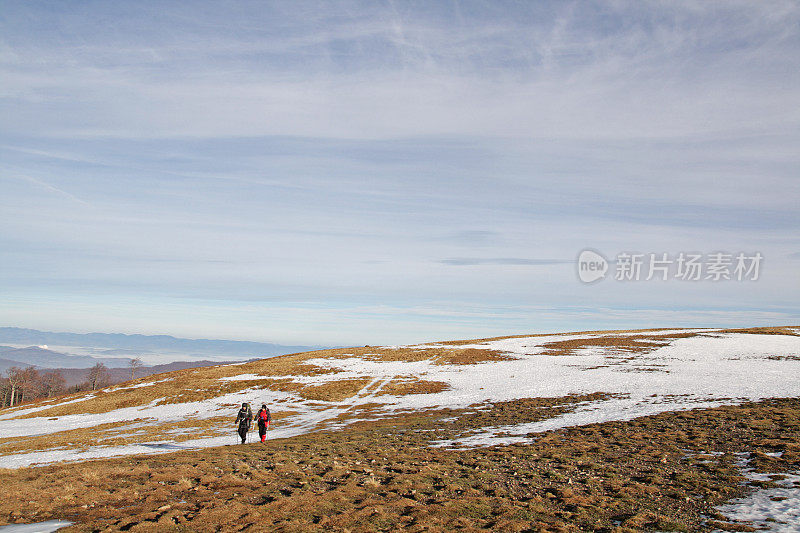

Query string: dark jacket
236 407 252 430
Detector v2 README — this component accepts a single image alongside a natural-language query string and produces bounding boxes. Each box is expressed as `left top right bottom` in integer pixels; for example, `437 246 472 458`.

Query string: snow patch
0 521 72 532
716 462 800 531
106 377 173 392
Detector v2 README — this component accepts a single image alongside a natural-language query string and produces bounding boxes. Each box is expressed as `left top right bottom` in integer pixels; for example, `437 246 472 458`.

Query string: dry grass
718 326 799 336
0 416 239 455
0 411 302 458
154 379 293 405
4 326 795 419
2 351 359 419
378 378 450 396
433 348 517 365
301 378 374 402
3 326 798 468
440 325 798 346
1 397 799 532
439 327 715 346
538 332 697 357
0 345 514 421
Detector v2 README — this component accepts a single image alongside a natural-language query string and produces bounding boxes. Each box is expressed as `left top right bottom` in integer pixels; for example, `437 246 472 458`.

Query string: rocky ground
1 396 798 532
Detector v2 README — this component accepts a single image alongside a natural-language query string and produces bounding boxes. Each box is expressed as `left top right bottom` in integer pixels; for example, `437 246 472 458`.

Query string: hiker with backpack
235 402 253 444
256 404 271 443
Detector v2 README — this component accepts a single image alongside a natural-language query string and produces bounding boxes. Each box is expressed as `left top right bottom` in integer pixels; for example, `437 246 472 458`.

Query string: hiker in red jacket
256 404 271 443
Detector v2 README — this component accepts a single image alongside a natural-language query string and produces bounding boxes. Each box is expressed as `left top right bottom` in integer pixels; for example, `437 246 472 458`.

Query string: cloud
439 258 569 266
6 171 89 205
0 1 798 343
441 231 502 247
1 1 798 141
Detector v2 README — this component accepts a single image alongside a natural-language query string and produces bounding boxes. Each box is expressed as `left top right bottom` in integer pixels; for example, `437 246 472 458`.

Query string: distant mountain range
0 345 133 370
0 327 325 372
0 327 321 356
0 350 245 386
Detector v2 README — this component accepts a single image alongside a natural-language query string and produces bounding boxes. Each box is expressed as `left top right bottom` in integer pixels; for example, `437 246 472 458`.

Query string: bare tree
0 377 10 408
87 363 110 391
40 370 66 398
17 366 40 404
5 367 23 407
128 357 144 380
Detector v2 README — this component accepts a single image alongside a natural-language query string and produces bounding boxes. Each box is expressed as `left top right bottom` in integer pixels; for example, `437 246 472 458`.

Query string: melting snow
715 456 800 532
0 521 72 532
1 331 800 467
105 378 173 392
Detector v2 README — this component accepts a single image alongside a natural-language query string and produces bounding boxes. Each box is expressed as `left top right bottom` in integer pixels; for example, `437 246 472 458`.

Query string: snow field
1 331 799 467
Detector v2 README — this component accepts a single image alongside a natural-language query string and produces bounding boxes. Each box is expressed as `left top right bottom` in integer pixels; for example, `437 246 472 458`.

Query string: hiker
256 404 271 443
235 402 253 444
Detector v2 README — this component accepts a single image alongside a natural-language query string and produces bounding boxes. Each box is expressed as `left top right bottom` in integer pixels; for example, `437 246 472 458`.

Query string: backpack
238 404 252 427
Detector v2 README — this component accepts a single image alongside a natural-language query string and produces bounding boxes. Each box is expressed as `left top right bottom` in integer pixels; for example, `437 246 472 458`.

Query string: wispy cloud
6 171 89 205
0 1 797 343
1 1 798 140
439 258 569 266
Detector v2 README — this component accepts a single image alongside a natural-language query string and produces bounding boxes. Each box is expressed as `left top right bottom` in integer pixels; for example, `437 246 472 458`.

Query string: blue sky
1 1 798 345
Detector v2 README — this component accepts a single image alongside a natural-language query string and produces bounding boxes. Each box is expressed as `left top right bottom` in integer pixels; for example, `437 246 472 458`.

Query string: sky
1 0 799 346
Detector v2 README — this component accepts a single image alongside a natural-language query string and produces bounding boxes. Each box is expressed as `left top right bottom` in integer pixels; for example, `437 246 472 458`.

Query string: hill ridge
0 326 799 469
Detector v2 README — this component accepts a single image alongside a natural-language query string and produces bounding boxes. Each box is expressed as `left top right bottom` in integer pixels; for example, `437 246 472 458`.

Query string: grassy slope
0 326 799 532
0 397 798 532
0 344 518 456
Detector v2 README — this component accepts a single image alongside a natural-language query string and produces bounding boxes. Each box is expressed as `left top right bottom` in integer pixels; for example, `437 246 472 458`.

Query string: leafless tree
0 377 10 407
129 357 144 380
87 363 110 391
40 370 66 398
17 366 40 404
5 367 24 407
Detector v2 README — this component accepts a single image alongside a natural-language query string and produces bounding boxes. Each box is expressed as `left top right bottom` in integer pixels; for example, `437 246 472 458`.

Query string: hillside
0 357 30 374
1 326 799 532
49 360 250 388
1 326 799 468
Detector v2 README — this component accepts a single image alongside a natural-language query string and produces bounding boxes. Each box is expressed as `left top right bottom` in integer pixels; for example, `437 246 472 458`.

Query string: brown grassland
0 326 798 531
440 326 798 347
0 396 798 532
3 327 795 422
3 345 518 422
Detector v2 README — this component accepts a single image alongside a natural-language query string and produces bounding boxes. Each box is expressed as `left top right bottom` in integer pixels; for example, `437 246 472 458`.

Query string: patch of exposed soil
718 326 799 337
433 348 517 365
378 378 451 396
537 333 696 357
